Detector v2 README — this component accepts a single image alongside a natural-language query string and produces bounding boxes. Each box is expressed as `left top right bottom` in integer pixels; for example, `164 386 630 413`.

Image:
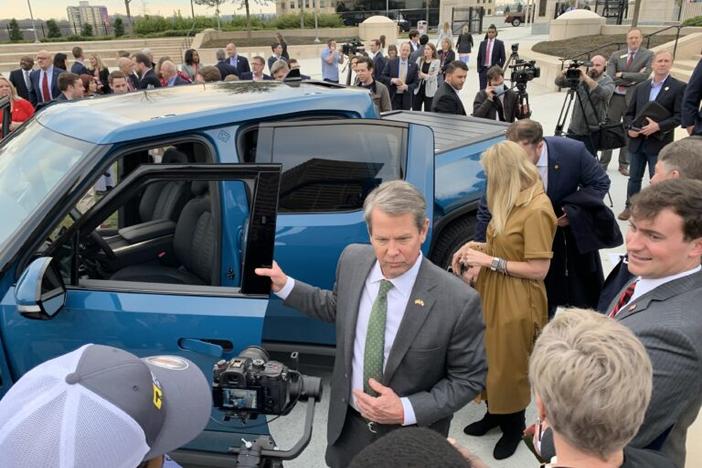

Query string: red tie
41 71 51 102
626 52 634 69
609 281 637 318
485 40 492 67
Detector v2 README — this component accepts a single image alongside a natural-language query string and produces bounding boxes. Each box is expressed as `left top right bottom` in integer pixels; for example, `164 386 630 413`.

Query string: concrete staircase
672 58 700 83
0 37 188 73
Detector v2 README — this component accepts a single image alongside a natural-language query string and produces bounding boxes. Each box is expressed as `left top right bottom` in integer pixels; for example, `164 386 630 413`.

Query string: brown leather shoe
619 165 630 176
618 208 631 221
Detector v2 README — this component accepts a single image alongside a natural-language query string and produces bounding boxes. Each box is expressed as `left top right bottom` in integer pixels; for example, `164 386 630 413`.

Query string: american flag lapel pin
414 299 424 307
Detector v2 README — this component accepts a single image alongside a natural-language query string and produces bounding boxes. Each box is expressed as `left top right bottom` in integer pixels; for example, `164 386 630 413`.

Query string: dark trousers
600 93 629 169
412 84 433 111
391 92 411 110
626 146 658 204
478 66 488 90
566 133 597 158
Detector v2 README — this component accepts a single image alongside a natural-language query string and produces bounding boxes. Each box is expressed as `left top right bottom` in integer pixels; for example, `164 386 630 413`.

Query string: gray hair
363 180 427 233
216 49 226 61
270 59 289 76
529 308 652 460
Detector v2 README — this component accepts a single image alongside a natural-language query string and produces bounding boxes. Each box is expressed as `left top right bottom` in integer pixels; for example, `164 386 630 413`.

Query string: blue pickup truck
0 81 505 461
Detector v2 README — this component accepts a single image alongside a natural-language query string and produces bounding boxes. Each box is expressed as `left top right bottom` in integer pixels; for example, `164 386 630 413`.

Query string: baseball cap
0 344 212 468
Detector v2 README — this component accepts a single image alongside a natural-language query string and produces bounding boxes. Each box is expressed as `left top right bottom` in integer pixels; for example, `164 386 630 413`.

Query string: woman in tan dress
453 140 557 460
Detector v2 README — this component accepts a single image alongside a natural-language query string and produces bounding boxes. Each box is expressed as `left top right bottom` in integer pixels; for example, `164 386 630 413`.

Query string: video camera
213 346 322 421
342 38 365 56
564 59 592 86
509 59 541 87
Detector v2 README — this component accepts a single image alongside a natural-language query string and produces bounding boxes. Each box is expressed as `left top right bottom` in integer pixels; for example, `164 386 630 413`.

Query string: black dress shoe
463 411 500 436
493 410 526 459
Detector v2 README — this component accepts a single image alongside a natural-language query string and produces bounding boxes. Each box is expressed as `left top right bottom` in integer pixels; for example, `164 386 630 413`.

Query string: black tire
430 216 476 270
512 18 522 27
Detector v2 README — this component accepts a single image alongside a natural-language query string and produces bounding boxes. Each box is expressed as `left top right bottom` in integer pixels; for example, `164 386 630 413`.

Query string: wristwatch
490 257 501 271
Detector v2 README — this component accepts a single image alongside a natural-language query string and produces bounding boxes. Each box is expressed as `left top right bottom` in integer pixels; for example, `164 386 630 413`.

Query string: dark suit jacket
613 271 702 468
439 49 456 75
284 244 486 447
681 58 702 135
267 55 287 73
472 89 519 122
476 137 611 309
168 75 190 86
476 39 506 71
28 67 63 107
431 82 466 115
372 53 386 82
9 68 30 101
228 55 251 75
239 71 273 81
216 61 239 81
70 61 89 76
138 69 161 89
624 75 685 154
380 58 418 108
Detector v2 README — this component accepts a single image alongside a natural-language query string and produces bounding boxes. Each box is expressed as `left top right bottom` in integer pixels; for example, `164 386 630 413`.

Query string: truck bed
382 111 509 154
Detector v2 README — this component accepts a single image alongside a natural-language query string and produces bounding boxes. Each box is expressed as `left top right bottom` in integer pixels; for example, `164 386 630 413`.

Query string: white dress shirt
537 142 549 191
626 265 701 306
276 253 424 426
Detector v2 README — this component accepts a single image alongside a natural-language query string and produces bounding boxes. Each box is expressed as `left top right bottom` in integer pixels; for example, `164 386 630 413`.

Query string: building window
290 1 295 7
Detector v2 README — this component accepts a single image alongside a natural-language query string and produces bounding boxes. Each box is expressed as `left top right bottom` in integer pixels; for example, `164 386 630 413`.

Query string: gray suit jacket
285 244 486 446
606 47 654 103
613 270 702 468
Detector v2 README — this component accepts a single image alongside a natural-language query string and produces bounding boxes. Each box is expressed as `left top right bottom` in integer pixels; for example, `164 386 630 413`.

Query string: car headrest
191 180 209 196
162 148 189 164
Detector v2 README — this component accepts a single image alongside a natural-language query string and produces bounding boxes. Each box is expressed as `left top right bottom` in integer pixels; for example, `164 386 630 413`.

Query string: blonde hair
89 53 105 71
529 308 652 460
482 140 540 235
0 75 18 101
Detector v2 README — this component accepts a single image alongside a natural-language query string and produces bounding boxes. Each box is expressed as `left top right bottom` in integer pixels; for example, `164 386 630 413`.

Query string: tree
46 19 62 38
194 0 226 29
81 23 94 36
114 17 125 36
124 0 133 28
9 18 23 41
233 0 273 39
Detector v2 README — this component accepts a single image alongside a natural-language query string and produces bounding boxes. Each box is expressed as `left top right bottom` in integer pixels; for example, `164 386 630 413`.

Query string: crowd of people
0 25 701 468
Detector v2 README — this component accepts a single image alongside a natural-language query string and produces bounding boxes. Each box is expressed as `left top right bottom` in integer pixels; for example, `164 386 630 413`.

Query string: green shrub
134 15 171 34
46 19 62 38
271 13 343 29
114 17 125 37
682 15 702 26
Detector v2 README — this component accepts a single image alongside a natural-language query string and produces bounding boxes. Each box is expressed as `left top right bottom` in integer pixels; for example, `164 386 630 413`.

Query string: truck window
265 124 404 212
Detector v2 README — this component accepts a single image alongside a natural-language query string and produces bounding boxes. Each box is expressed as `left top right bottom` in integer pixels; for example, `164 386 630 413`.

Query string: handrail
558 23 686 69
181 20 197 56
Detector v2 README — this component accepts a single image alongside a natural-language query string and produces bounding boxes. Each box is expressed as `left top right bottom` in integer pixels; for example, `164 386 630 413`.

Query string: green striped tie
363 279 394 396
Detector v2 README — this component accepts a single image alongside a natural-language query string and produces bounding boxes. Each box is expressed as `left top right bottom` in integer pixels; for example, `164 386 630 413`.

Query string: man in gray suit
601 28 653 175
607 179 702 468
256 180 487 468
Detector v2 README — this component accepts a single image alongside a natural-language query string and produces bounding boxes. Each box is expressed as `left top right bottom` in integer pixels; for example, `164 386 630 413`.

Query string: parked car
505 11 525 26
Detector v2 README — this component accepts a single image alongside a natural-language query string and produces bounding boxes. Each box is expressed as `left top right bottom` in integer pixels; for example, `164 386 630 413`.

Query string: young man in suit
619 50 685 221
601 28 654 175
28 50 63 108
368 39 386 82
476 25 506 90
681 57 702 136
54 72 84 102
9 56 33 101
70 46 90 76
471 120 611 315
256 181 487 468
472 65 521 122
134 53 161 89
407 29 420 54
381 43 418 110
239 56 272 81
268 43 288 74
225 42 251 76
608 179 702 468
431 60 468 115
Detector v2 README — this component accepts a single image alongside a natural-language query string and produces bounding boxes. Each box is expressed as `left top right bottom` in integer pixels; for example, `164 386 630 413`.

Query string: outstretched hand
254 261 288 292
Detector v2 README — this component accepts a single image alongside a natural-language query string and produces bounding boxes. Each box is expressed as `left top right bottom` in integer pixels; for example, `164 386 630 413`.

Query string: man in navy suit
472 120 611 316
225 42 251 76
134 53 161 89
681 57 701 136
215 49 239 80
239 56 272 81
369 39 386 82
9 56 33 101
381 42 418 110
476 25 506 90
620 50 685 221
70 46 90 76
28 50 63 108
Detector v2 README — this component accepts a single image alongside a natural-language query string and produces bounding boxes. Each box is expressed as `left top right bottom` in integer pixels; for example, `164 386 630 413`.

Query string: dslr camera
212 346 322 420
342 38 365 56
509 59 541 86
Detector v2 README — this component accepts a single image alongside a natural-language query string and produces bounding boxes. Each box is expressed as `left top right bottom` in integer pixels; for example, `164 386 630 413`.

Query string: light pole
26 0 40 43
386 0 389 17
314 0 320 43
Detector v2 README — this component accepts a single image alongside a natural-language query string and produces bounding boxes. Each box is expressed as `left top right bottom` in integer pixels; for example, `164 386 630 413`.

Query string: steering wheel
89 230 117 261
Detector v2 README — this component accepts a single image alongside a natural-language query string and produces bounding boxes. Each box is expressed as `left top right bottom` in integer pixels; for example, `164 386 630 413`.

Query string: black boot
463 410 500 436
493 410 526 460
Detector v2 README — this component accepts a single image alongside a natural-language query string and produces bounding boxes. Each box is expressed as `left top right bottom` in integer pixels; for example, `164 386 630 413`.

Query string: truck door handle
178 338 231 358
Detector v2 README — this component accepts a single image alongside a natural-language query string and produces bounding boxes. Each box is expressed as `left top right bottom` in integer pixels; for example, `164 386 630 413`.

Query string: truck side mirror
15 257 66 320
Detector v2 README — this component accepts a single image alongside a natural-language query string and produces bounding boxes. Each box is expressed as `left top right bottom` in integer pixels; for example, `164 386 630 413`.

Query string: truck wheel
430 216 476 271
512 18 521 26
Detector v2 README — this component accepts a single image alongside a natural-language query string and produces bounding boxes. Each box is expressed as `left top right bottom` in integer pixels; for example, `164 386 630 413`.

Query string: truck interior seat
110 181 215 285
138 148 191 223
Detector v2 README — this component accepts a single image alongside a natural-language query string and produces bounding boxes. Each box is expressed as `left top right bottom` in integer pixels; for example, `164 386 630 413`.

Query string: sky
3 0 276 21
